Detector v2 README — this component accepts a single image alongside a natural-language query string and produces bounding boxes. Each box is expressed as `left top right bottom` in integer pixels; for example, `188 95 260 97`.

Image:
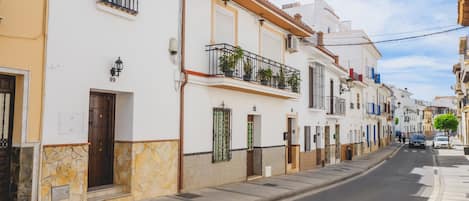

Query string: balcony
325 96 346 116
455 82 464 95
206 43 301 99
367 103 379 115
99 0 138 14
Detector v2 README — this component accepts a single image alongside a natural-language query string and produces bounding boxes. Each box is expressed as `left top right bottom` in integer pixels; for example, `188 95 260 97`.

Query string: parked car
409 134 426 149
433 136 449 149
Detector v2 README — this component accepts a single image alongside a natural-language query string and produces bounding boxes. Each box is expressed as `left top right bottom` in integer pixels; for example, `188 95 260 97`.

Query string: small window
304 126 311 152
213 108 231 162
100 0 139 14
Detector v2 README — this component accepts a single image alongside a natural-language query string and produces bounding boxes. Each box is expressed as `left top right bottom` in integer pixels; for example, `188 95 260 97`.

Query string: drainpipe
178 0 187 193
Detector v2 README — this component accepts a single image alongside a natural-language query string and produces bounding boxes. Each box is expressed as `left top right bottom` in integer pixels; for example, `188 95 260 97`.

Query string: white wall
42 0 181 144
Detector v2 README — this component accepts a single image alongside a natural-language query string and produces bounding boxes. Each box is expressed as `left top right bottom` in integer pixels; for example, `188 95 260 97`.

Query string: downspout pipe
178 0 187 193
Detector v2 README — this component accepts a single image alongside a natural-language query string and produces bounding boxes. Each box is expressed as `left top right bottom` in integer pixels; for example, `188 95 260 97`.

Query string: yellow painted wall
0 0 46 143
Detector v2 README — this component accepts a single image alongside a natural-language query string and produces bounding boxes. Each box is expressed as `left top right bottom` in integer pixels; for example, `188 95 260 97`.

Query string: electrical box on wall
51 185 69 201
286 34 299 53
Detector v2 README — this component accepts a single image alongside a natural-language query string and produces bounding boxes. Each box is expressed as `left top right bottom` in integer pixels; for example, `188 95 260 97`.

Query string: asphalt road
293 143 435 201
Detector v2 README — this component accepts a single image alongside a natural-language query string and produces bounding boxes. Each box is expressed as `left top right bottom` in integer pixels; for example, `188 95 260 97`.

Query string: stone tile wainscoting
10 146 34 201
40 144 88 201
115 140 178 201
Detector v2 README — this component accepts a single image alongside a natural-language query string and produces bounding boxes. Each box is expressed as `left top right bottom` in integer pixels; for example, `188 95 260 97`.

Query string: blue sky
271 0 466 101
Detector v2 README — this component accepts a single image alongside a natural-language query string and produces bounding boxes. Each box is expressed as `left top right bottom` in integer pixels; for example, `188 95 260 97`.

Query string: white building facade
41 0 182 200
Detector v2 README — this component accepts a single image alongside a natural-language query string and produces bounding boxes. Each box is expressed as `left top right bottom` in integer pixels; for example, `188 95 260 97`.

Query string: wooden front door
0 75 15 201
316 127 322 166
324 126 330 164
335 125 340 160
247 115 254 177
287 118 293 164
377 122 382 148
88 92 115 188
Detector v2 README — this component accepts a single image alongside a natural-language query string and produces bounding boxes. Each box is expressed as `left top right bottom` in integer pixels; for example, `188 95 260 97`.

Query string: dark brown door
0 75 15 201
325 126 330 164
316 127 321 166
88 92 115 188
287 118 293 164
247 115 254 177
377 122 381 148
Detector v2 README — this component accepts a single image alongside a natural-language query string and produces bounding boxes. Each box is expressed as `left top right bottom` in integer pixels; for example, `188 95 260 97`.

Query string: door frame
88 92 116 189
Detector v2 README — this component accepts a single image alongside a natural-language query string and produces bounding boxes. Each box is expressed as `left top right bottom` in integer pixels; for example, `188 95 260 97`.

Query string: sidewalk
149 144 402 201
431 147 469 201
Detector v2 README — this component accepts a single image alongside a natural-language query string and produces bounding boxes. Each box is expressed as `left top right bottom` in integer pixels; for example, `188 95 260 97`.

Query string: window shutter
215 6 235 45
309 67 314 108
261 29 283 62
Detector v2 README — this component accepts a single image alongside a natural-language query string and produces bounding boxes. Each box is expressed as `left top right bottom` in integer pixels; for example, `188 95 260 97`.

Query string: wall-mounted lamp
222 0 230 5
253 105 257 112
169 38 178 55
110 57 124 82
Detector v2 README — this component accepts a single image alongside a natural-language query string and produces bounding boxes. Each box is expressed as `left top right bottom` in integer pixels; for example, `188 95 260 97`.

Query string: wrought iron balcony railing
206 43 301 93
325 96 346 115
100 0 138 14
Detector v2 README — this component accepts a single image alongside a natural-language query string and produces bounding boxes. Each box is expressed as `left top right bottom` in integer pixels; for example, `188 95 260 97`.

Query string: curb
264 144 403 201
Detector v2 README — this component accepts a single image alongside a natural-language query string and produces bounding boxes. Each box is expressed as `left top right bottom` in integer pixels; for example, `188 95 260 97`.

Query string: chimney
294 13 302 22
317 32 324 46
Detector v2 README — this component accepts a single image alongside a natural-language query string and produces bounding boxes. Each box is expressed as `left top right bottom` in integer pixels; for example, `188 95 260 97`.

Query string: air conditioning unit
286 34 299 53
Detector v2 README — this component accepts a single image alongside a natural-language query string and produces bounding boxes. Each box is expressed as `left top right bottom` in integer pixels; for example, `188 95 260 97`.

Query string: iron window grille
100 0 138 14
212 108 232 162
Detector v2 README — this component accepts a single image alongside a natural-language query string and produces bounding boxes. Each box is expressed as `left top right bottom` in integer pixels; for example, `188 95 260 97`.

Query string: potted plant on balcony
243 58 253 81
277 68 286 89
219 47 243 77
258 68 272 86
288 73 301 93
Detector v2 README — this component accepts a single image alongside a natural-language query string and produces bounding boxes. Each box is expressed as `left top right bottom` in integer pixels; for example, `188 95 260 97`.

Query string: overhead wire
323 26 469 46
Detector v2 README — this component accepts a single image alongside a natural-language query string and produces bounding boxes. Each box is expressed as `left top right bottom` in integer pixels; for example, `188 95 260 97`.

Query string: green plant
394 117 399 125
434 113 458 134
243 58 253 81
219 47 244 76
287 73 301 92
277 68 286 89
258 68 273 85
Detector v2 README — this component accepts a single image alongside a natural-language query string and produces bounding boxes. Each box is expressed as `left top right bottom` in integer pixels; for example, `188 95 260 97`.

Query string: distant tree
434 113 458 136
394 117 399 125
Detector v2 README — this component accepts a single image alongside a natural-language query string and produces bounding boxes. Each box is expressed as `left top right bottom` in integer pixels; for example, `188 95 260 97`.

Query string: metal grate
263 183 278 187
176 193 202 199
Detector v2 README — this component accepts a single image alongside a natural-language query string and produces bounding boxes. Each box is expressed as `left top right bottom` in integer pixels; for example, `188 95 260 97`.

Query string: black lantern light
110 57 124 77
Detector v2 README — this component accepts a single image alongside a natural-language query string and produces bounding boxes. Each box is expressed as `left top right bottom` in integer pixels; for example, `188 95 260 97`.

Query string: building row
0 0 395 200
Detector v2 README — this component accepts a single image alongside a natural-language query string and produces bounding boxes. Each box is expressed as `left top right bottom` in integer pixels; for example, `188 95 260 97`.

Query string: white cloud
378 56 454 71
271 0 459 101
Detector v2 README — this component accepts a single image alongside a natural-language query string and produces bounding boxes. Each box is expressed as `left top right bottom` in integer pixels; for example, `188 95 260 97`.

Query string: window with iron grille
213 108 231 162
100 0 139 14
309 63 325 109
304 126 311 152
